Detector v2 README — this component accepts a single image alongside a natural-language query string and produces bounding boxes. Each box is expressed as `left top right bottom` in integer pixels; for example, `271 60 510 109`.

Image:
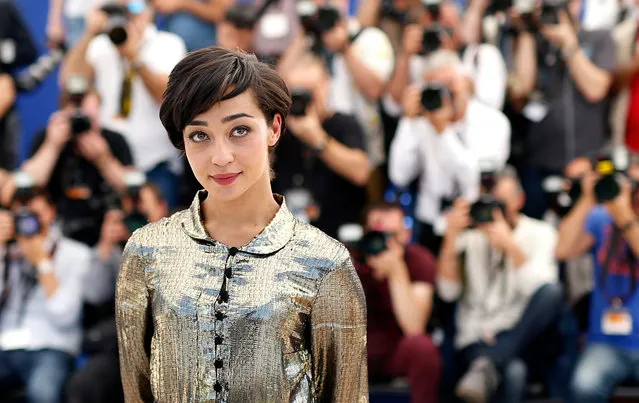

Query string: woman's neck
202 174 280 248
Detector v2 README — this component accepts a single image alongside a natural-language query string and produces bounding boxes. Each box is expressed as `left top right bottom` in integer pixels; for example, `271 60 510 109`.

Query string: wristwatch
312 136 330 154
621 217 639 233
130 58 145 72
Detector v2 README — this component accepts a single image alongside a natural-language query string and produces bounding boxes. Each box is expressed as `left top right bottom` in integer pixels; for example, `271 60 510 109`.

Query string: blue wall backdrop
14 0 61 164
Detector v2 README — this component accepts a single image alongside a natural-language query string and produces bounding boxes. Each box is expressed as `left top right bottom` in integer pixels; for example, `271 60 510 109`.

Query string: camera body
543 175 581 217
123 171 148 233
297 2 341 38
101 4 129 45
65 74 92 136
420 82 450 112
290 88 313 116
470 195 506 224
11 172 41 238
359 230 391 256
594 148 630 203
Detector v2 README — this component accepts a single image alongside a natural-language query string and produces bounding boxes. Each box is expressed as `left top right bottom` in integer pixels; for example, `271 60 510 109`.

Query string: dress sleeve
311 254 369 402
116 236 153 403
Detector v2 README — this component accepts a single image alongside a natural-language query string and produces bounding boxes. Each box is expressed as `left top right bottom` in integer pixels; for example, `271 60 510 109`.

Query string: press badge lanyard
599 227 638 307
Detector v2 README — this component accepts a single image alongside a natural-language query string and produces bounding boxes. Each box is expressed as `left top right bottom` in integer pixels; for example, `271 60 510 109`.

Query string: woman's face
183 90 282 203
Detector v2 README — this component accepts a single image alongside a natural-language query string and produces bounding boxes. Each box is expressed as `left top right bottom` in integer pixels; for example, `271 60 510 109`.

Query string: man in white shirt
62 0 187 208
384 0 507 115
437 167 562 403
0 185 90 403
388 49 510 254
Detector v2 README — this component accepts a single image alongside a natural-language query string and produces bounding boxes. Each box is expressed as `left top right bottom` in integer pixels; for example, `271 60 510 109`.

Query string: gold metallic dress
116 191 369 402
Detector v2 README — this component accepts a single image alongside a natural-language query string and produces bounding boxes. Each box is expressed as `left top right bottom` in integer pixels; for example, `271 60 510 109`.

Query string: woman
115 47 368 402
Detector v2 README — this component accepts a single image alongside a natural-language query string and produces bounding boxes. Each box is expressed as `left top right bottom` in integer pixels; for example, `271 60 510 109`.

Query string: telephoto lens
290 88 313 116
359 231 390 256
420 82 450 112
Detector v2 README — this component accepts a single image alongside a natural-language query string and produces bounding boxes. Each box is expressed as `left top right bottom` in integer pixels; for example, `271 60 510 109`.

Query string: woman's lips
211 173 240 186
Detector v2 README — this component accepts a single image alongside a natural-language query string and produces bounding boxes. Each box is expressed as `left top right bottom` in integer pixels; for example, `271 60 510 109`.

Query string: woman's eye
188 131 209 143
231 126 250 138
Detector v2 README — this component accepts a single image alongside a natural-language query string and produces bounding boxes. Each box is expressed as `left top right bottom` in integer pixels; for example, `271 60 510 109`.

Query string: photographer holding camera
278 2 394 198
62 0 187 208
384 0 508 113
388 49 510 254
509 0 614 219
555 155 639 402
349 201 441 403
272 54 371 238
65 181 168 403
0 176 90 403
21 76 135 247
438 167 562 403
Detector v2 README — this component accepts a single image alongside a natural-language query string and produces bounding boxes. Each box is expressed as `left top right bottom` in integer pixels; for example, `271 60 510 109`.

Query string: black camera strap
600 226 638 306
0 242 13 316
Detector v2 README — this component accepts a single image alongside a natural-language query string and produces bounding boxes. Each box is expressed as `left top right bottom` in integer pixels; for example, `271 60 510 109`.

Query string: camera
543 175 582 217
297 1 341 53
359 230 391 256
593 148 630 203
123 171 148 233
539 0 568 25
290 88 313 117
65 74 92 136
470 195 506 224
11 172 41 238
101 4 129 46
420 82 450 112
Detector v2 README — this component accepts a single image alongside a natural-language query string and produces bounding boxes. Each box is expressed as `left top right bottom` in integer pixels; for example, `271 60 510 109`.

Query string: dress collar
181 190 296 255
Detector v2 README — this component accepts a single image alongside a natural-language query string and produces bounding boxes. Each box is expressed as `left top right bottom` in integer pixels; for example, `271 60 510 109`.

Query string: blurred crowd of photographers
2 0 639 401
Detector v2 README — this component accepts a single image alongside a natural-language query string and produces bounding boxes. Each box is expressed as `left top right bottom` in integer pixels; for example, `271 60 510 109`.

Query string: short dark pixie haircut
160 47 292 151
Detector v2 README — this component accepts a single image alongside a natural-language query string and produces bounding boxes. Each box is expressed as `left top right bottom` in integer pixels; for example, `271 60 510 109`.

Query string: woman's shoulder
291 220 353 268
126 208 191 247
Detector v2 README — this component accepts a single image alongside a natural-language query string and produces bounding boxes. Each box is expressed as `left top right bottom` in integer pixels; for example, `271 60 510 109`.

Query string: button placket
212 248 237 400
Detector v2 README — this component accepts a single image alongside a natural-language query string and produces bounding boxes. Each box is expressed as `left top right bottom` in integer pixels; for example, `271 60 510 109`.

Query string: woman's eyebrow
222 113 255 123
186 120 208 127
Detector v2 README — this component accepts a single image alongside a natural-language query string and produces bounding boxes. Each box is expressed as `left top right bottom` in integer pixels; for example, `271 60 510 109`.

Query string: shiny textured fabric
116 191 369 403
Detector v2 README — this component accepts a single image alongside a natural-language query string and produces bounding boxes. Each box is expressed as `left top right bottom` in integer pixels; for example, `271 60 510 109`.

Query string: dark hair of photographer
21 83 135 247
351 200 440 402
272 55 371 238
218 4 258 53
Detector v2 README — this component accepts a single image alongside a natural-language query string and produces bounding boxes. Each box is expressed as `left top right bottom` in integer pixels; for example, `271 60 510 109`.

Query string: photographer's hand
605 177 634 226
77 130 112 166
85 7 110 38
540 9 578 51
479 209 526 268
118 25 144 63
402 86 422 119
287 110 328 150
366 238 406 280
44 111 72 150
446 198 472 237
17 234 48 267
0 211 14 246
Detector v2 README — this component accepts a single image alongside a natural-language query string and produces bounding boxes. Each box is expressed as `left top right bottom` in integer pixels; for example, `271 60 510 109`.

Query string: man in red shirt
351 201 441 403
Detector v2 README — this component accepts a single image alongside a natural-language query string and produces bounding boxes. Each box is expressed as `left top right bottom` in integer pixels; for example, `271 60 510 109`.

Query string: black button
214 382 222 392
224 267 233 279
215 311 226 321
214 359 224 369
228 247 238 256
215 335 224 345
218 290 229 303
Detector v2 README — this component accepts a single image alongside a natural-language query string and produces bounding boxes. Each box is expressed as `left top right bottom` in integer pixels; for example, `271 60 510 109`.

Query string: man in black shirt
0 0 38 170
274 54 371 238
21 78 134 246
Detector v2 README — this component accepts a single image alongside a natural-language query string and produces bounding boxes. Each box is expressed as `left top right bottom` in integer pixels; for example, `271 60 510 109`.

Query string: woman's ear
269 113 283 147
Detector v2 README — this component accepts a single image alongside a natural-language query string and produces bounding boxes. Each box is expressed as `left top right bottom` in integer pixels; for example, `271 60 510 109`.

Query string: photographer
66 181 168 403
279 3 394 198
438 167 562 403
272 54 371 238
388 50 510 254
510 0 614 219
0 178 91 403
556 159 639 402
21 76 135 247
0 0 38 170
351 201 441 403
62 0 187 208
385 0 508 113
